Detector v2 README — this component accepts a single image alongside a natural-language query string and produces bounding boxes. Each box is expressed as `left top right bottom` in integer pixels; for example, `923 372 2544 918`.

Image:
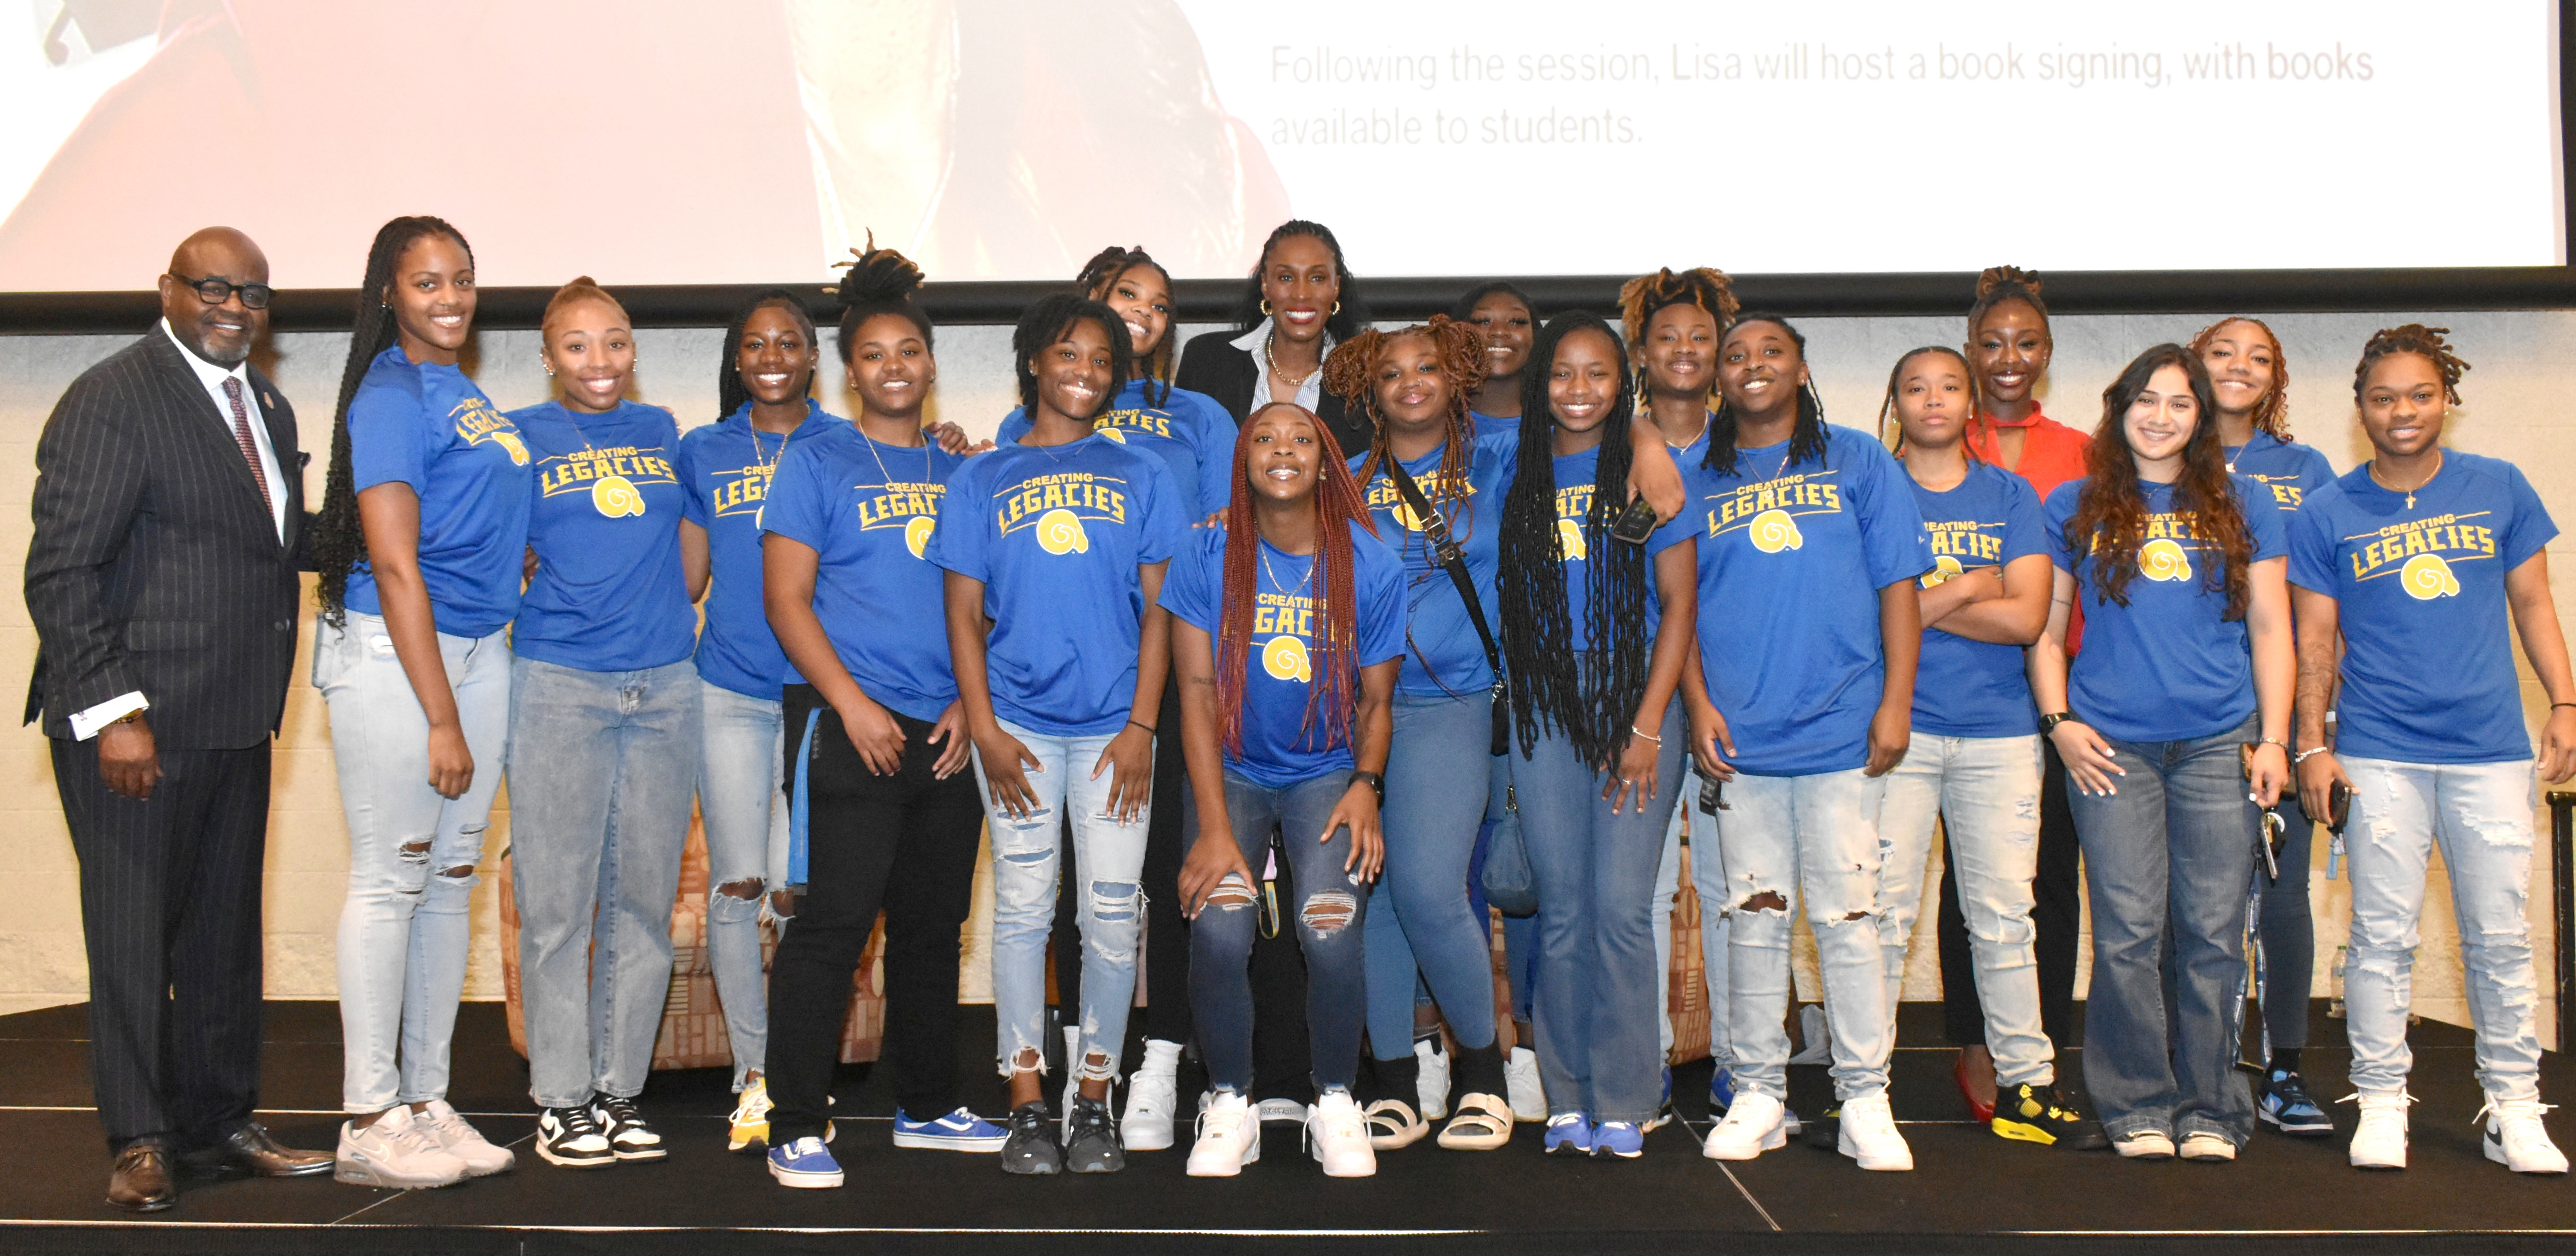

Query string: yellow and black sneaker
1993 1083 2107 1150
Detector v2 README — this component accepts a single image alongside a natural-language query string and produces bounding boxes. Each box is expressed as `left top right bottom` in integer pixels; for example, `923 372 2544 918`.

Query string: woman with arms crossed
1165 403 1405 1178
2291 326 2573 1174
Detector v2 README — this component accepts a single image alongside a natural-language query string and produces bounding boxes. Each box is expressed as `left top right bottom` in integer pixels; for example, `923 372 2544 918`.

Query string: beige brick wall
1 309 2568 1046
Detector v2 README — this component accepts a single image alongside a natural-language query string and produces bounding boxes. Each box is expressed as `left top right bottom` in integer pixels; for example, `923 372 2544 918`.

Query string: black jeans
1939 735 2081 1051
767 687 986 1141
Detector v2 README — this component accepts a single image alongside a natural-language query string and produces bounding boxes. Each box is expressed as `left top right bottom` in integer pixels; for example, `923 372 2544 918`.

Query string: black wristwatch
2038 712 2075 735
1350 770 1385 803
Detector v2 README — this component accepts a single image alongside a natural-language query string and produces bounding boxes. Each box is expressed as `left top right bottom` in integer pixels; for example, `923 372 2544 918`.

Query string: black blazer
1174 329 1372 457
24 331 307 750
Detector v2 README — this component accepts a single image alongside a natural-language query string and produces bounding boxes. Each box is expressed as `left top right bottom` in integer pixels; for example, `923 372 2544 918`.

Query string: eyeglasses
166 272 274 311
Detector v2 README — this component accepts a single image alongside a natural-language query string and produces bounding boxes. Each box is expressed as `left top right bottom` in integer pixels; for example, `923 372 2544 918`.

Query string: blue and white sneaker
1593 1120 1645 1159
1710 1067 1736 1116
1643 1068 1675 1133
1544 1112 1594 1156
2257 1070 2333 1137
893 1107 1010 1152
767 1136 843 1189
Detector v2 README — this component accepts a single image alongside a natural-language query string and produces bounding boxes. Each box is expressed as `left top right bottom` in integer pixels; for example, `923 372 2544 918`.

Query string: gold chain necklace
561 404 646 520
2368 447 2442 511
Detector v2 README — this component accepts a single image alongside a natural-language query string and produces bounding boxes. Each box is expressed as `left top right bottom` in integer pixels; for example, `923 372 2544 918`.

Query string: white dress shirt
69 323 291 740
1230 317 1334 415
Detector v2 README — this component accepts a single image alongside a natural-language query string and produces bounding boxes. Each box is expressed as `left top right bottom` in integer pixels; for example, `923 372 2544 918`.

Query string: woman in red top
1943 267 2088 1122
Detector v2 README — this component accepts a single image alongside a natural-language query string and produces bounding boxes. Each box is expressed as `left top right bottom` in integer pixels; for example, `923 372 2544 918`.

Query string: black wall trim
6 267 2575 336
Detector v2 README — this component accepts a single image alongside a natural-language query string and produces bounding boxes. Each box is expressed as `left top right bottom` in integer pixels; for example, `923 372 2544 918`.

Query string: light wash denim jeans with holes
508 656 702 1109
1876 733 2055 1087
2342 755 2545 1102
696 679 788 1091
315 612 511 1113
975 718 1151 1082
1717 768 1894 1103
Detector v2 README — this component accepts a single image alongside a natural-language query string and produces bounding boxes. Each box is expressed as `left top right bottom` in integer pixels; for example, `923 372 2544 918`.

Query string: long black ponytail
315 215 472 627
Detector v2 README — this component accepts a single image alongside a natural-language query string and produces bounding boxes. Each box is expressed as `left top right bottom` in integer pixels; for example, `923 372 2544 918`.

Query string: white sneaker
2480 1095 2569 1174
2345 1092 2410 1169
2114 1129 2177 1159
416 1099 514 1176
1305 1091 1378 1177
1059 1025 1083 1129
1787 1005 1833 1066
1835 1093 1913 1171
1504 1047 1547 1122
2178 1132 2236 1162
1122 1039 1183 1152
1186 1093 1261 1177
335 1107 469 1189
727 1077 773 1151
1414 1037 1450 1121
1256 1097 1308 1125
1703 1091 1788 1161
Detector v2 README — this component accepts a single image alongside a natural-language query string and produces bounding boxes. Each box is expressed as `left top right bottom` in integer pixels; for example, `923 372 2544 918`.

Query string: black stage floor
0 1000 2568 1254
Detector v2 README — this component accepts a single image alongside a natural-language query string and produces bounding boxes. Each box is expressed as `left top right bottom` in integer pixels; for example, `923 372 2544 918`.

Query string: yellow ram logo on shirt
2401 552 2461 600
2139 538 2193 582
905 515 937 560
1036 508 1090 555
1749 508 1803 553
1556 517 1587 561
1922 554 1964 588
1263 634 1312 683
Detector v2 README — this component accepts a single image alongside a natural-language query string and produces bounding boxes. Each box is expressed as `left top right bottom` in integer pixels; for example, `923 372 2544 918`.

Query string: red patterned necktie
221 377 274 518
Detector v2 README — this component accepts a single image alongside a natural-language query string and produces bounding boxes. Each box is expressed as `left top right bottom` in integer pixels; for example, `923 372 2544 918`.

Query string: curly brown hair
1617 267 1740 355
2063 344 2256 619
2187 316 2292 440
1324 315 1487 517
2353 324 2470 404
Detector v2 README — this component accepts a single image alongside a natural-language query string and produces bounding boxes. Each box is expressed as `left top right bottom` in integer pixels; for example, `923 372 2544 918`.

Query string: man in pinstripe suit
24 227 332 1211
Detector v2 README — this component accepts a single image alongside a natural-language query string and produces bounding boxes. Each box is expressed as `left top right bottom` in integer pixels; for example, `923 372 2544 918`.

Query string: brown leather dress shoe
108 1142 176 1212
212 1121 335 1177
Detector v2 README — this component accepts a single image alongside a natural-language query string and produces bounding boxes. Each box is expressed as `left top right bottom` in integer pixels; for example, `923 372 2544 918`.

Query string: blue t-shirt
1471 410 1524 443
1158 523 1407 787
2287 453 2558 764
997 378 1240 520
1686 425 1931 775
760 424 968 723
929 434 1185 736
1549 443 1697 651
343 346 532 636
2046 475 2286 743
510 400 697 672
1909 462 2046 738
2225 433 2335 516
1351 433 1517 698
679 401 847 699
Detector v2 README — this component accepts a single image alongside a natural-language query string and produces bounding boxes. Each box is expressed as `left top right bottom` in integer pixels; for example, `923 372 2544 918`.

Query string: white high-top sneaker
1414 1037 1450 1121
2346 1091 2410 1170
1702 1090 1788 1161
1836 1093 1914 1172
1186 1092 1261 1177
2480 1095 2569 1174
1306 1091 1378 1177
1504 1046 1547 1122
1122 1039 1183 1152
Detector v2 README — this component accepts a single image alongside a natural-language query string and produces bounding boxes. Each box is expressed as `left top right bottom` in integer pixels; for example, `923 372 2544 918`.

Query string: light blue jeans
697 679 789 1091
1516 705 1686 1125
2066 718 2258 1145
1717 768 1894 1103
976 718 1151 1081
508 656 702 1109
316 613 511 1113
1653 762 1728 1066
1363 692 1503 1060
2342 756 2544 1101
1877 734 2055 1087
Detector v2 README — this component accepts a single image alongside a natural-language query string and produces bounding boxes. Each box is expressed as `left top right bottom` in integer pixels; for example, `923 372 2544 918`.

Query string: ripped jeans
1715 768 1894 1103
1876 734 2055 1087
697 680 789 1090
314 612 512 1113
1185 768 1369 1094
977 719 1151 1082
2342 756 2543 1102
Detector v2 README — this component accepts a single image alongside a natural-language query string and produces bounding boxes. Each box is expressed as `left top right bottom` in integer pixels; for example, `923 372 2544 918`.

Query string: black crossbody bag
1382 458 1510 757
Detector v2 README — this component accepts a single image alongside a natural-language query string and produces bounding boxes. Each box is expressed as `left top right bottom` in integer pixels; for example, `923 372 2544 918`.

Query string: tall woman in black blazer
1175 220 1370 455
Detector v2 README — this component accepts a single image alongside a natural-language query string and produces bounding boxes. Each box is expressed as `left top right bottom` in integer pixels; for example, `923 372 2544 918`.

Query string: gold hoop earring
1260 300 1273 317
1331 301 1341 316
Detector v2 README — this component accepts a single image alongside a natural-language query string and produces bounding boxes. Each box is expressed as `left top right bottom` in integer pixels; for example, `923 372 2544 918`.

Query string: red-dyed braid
1215 404 1380 759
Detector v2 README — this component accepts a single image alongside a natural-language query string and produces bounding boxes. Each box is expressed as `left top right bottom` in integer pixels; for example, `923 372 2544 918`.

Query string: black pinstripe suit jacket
23 330 307 750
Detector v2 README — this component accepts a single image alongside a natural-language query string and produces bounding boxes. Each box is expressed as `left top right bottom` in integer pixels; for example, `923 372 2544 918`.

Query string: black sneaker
591 1095 666 1161
1992 1083 2108 1150
535 1103 615 1168
1065 1095 1126 1173
1001 1101 1062 1176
